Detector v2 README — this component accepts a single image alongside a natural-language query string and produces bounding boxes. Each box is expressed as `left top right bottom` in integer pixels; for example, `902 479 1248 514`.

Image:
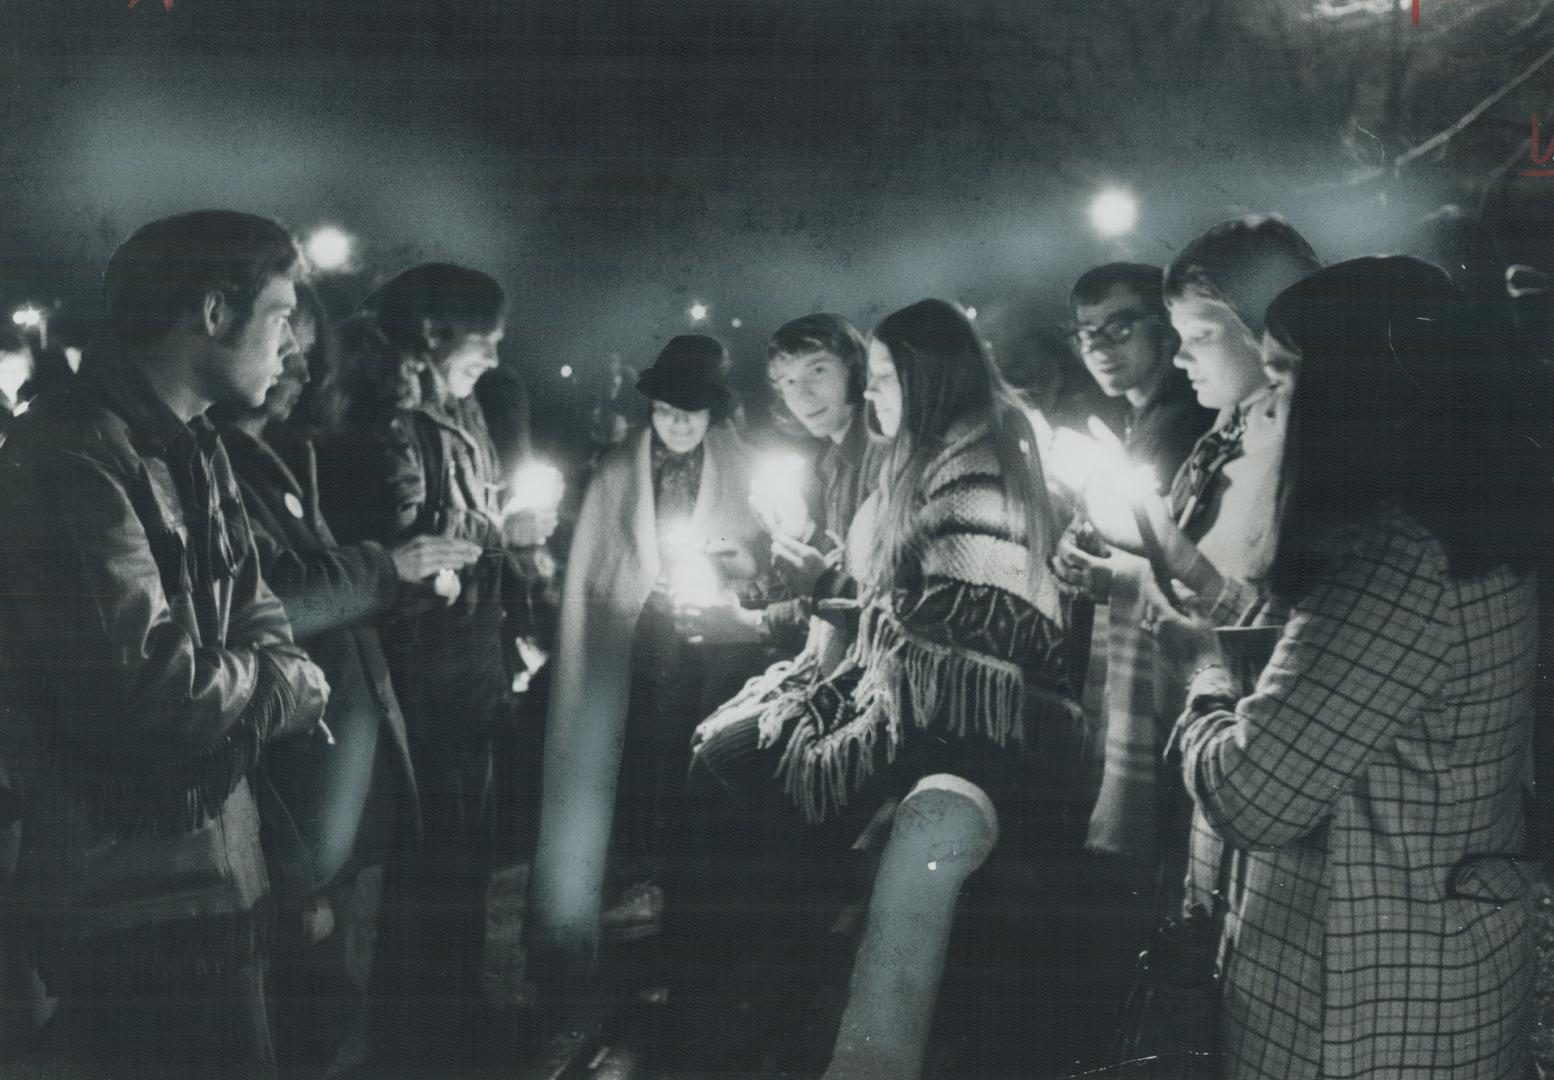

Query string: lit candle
750 451 810 539
660 518 723 608
504 461 565 516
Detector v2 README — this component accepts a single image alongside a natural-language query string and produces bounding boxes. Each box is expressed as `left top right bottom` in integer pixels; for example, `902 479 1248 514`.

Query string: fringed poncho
702 418 1078 822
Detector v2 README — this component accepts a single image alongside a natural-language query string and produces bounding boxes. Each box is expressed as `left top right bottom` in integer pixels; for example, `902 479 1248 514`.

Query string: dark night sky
1 0 1547 432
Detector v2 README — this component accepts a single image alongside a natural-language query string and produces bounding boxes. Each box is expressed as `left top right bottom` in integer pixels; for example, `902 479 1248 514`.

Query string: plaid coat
1177 510 1537 1079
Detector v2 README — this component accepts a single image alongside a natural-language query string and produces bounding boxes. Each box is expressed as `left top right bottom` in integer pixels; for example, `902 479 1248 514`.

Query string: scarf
1086 401 1255 864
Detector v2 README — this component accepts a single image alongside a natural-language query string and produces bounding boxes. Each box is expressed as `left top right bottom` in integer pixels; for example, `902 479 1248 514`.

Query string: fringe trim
694 646 823 751
777 603 1083 823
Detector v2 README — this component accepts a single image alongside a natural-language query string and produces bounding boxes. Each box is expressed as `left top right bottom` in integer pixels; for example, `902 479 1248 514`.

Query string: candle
750 451 810 539
660 518 723 608
504 461 565 516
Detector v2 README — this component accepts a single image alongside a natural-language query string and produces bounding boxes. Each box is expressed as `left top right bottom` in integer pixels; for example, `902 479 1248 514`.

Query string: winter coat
0 355 324 961
1178 510 1537 1079
218 421 420 898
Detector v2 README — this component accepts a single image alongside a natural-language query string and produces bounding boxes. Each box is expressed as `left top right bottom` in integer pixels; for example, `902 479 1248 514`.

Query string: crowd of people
0 171 1548 1080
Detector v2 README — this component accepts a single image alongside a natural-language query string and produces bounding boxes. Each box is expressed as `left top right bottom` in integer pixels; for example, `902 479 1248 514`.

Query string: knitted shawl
709 418 1075 823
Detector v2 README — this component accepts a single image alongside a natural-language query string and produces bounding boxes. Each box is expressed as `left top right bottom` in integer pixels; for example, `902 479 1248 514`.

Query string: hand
1052 531 1113 601
673 600 767 645
272 650 331 738
1135 568 1218 670
770 532 841 596
705 539 758 582
503 506 559 547
388 535 483 584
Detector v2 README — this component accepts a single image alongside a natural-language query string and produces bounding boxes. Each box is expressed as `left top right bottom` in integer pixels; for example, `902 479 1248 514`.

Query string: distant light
559 365 574 378
963 305 978 321
730 318 743 329
304 227 354 272
11 306 41 329
689 303 708 322
1089 189 1138 238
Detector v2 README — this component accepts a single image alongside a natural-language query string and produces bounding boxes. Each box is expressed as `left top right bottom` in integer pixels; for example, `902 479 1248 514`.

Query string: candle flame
505 462 565 515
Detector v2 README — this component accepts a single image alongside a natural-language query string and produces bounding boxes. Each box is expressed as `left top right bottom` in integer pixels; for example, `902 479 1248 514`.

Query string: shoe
599 883 664 942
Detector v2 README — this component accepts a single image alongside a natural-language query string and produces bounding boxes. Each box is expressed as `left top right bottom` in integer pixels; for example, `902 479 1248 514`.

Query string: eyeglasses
1064 310 1158 355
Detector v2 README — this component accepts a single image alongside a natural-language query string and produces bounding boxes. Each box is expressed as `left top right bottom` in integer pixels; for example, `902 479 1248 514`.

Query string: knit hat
636 335 732 414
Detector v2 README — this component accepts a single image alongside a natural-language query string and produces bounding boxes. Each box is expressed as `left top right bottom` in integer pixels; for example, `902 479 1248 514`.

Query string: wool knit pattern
733 419 1076 822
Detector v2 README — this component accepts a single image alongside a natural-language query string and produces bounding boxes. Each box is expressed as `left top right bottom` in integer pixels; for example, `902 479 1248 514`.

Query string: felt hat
636 335 732 414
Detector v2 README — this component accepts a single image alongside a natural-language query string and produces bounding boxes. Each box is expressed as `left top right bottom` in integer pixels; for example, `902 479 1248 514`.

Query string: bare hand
1052 532 1113 601
673 600 766 645
503 506 559 548
389 536 483 584
770 532 841 595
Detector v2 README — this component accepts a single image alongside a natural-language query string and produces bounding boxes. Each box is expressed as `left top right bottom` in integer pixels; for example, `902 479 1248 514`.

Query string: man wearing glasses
1066 262 1212 481
1053 263 1213 601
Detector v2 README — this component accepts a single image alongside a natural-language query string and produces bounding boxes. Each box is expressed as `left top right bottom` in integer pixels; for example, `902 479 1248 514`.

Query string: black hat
636 335 732 415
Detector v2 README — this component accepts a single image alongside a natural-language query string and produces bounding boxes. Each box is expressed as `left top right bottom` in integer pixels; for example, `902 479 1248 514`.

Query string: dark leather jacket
0 355 325 949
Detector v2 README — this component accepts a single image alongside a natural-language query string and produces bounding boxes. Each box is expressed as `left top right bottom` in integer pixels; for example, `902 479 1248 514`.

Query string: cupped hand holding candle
749 451 813 540
502 461 564 547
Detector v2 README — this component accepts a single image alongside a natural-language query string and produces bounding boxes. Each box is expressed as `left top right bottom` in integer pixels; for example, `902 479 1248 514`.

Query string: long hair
1264 256 1544 602
868 299 1056 592
330 264 506 424
287 282 343 435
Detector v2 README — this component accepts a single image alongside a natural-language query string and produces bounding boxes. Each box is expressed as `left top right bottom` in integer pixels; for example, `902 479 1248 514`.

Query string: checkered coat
1177 510 1537 1080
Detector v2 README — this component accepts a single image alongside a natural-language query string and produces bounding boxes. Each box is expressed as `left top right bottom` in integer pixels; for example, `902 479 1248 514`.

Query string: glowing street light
11 306 42 329
689 302 708 323
304 227 354 272
1089 189 1138 238
559 365 574 378
730 318 743 329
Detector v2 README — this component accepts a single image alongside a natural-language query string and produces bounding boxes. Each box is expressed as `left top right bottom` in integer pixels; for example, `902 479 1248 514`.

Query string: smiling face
202 275 299 409
433 327 504 400
1072 284 1167 400
651 399 711 454
769 348 856 441
1168 291 1266 410
863 338 903 438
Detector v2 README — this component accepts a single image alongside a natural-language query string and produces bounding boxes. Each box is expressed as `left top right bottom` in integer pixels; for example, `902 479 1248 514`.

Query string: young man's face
203 275 298 409
1071 284 1165 399
769 348 856 441
1168 291 1265 411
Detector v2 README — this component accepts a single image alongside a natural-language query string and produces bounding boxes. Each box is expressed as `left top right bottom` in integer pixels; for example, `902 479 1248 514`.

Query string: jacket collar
78 351 214 457
216 421 304 501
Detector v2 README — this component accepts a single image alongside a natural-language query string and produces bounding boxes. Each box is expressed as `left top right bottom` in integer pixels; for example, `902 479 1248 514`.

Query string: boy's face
769 348 855 440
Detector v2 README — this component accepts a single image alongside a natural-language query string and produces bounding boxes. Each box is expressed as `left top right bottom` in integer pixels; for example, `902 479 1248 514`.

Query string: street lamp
1089 189 1138 238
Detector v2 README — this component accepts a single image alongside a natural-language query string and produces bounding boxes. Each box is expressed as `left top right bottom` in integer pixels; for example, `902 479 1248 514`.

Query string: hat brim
636 370 732 414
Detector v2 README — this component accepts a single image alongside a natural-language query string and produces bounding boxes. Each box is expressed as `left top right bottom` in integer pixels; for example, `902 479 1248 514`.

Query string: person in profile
0 210 331 1080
